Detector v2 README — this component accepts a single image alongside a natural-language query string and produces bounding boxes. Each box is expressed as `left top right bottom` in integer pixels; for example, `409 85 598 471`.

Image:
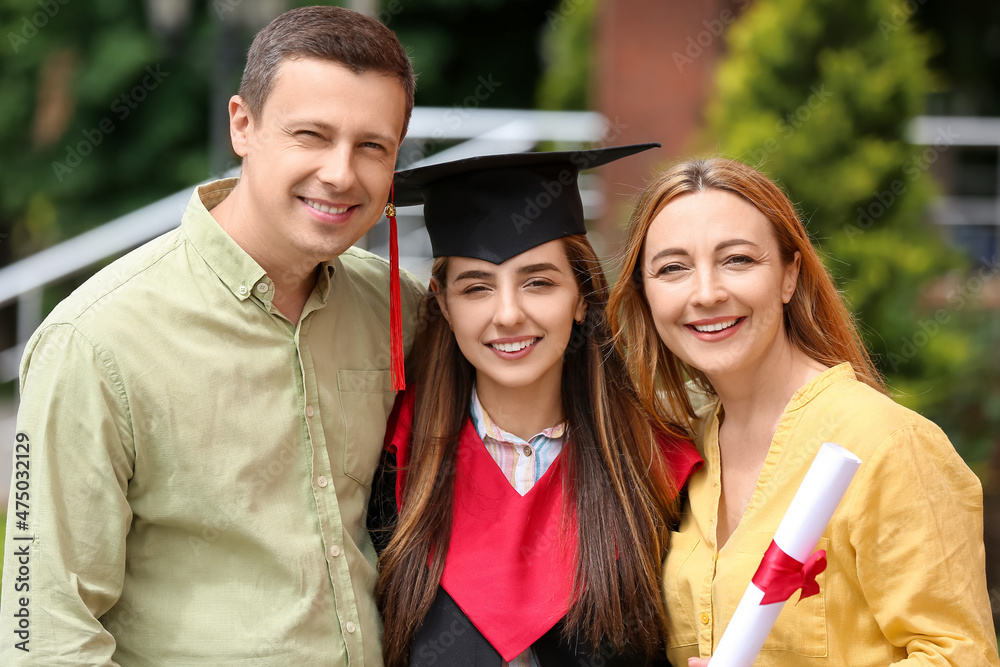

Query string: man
0 6 423 665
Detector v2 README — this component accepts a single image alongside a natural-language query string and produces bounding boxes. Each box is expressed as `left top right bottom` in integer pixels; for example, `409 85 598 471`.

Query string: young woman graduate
374 145 703 667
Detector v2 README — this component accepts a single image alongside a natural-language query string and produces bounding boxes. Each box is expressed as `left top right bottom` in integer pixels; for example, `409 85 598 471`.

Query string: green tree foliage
705 0 993 459
535 0 596 111
0 0 216 265
0 0 561 319
384 0 559 109
0 0 559 271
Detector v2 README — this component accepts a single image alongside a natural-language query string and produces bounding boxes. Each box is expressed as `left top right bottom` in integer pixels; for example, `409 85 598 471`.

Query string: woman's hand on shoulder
687 659 709 667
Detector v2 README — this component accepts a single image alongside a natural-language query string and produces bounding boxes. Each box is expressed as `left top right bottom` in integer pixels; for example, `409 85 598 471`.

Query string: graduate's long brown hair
378 234 685 666
608 158 886 433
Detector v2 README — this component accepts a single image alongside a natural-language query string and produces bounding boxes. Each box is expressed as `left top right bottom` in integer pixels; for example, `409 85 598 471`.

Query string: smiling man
0 6 423 665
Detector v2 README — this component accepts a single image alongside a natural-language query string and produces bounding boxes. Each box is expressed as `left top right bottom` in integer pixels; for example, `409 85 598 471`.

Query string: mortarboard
383 142 659 393
391 142 660 264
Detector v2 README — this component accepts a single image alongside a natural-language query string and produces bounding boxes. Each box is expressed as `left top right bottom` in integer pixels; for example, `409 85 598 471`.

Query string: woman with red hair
608 158 998 666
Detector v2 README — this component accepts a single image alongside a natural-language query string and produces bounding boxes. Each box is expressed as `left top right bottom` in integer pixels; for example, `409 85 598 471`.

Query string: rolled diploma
709 442 862 667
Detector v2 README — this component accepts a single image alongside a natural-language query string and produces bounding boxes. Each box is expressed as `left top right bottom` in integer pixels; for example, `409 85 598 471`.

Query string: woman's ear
431 277 452 326
574 295 588 324
782 251 802 304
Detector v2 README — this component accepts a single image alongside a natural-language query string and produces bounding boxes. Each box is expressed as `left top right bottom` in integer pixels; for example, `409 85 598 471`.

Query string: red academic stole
385 393 703 662
387 394 576 661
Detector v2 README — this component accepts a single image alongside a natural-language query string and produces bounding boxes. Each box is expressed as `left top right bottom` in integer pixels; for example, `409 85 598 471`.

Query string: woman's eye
657 263 685 276
526 279 554 289
727 255 755 266
460 285 489 295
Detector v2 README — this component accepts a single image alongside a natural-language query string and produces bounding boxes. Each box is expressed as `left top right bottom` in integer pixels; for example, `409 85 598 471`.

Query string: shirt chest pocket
337 369 395 487
663 530 703 649
735 531 829 658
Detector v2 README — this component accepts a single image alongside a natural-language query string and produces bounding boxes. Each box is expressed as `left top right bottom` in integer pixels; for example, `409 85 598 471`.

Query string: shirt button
306 406 315 418
523 446 532 456
317 476 328 488
238 285 248 295
330 545 341 557
701 612 710 625
345 621 356 634
256 282 269 293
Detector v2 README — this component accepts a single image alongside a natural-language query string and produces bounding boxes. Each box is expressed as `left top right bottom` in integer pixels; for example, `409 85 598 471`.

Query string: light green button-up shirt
0 179 424 665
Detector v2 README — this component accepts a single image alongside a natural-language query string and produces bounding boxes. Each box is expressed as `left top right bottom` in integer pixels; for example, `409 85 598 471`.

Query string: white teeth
304 198 349 215
693 319 739 333
490 338 537 353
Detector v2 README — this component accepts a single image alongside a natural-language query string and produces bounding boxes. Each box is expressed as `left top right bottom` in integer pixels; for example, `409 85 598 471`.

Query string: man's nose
317 144 358 192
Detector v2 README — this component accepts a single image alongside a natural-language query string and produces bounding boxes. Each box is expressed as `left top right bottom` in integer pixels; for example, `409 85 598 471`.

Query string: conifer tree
706 0 970 413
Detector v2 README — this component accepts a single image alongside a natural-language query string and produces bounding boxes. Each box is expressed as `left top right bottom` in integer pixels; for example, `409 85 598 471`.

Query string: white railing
907 115 1000 263
2 113 993 382
0 108 611 381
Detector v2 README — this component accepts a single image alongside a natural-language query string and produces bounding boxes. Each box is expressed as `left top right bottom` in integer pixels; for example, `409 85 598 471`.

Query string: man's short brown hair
239 5 416 136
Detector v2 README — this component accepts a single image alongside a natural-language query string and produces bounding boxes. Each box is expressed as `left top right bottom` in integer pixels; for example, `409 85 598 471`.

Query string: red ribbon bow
751 541 827 605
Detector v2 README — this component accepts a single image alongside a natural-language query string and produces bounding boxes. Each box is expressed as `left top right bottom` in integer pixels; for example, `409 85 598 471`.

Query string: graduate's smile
437 241 586 394
487 336 540 359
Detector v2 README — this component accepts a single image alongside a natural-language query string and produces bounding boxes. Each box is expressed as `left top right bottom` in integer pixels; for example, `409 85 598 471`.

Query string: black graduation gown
408 586 670 667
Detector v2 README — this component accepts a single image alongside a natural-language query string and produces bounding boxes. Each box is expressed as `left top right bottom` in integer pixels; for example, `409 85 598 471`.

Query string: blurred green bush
705 0 999 482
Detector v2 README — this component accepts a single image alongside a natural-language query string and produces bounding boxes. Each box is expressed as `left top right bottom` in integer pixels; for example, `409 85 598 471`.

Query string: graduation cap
391 142 660 264
383 142 659 393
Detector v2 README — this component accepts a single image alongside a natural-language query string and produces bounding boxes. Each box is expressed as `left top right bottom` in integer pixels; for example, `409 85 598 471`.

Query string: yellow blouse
664 363 999 666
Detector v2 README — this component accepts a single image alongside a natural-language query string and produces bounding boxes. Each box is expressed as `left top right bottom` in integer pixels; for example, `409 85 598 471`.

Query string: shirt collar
785 362 856 411
470 385 567 444
707 361 858 433
180 179 266 302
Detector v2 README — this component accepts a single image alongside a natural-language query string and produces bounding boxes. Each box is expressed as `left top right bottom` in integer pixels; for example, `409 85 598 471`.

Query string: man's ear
229 95 252 158
431 277 451 326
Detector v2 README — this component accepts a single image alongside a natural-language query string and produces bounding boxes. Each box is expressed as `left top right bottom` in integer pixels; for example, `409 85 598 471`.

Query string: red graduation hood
384 392 703 661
